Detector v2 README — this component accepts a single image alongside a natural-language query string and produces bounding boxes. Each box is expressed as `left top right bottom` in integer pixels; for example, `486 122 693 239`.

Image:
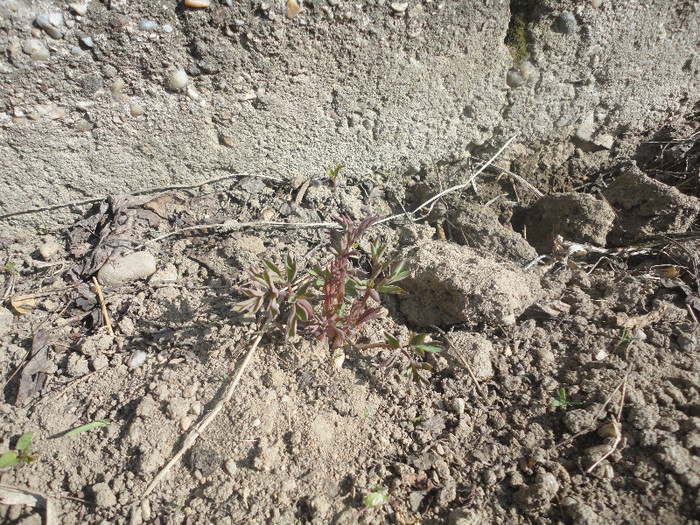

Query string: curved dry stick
142 322 269 499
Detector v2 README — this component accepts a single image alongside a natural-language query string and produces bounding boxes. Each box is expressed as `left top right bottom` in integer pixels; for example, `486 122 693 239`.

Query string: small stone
141 500 152 522
92 482 117 507
185 0 211 7
519 60 536 80
286 0 300 18
35 13 63 39
556 12 578 34
225 458 238 476
39 240 61 260
129 102 144 117
97 251 157 286
69 3 88 16
128 350 148 368
451 398 466 415
80 36 94 48
506 69 525 88
162 24 173 33
390 2 408 13
166 70 188 91
139 20 158 31
180 416 193 431
590 0 603 8
22 39 50 61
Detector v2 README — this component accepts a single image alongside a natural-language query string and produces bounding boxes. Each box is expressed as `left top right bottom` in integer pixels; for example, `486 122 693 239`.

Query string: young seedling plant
234 215 442 385
0 431 38 469
143 215 442 500
551 387 582 409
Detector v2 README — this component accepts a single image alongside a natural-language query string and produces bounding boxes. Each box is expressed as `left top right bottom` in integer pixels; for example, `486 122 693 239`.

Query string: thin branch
91 277 114 336
376 135 518 225
142 321 270 499
0 172 282 221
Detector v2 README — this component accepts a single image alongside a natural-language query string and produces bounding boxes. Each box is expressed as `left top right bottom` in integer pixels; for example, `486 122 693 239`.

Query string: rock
556 11 578 34
69 3 88 16
22 39 50 61
185 0 211 6
390 2 409 14
603 167 700 245
0 307 14 338
445 332 494 381
399 240 540 327
506 69 525 88
513 471 559 516
130 102 144 117
166 70 188 91
92 482 117 507
97 251 157 286
590 0 603 8
35 13 63 39
524 193 615 253
128 350 148 368
139 20 158 31
448 205 538 265
39 240 61 260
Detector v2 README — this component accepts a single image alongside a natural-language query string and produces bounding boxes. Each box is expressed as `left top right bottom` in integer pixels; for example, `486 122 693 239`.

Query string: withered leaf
16 330 52 405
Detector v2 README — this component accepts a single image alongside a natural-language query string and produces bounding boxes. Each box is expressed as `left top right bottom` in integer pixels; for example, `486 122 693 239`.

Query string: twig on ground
142 321 270 499
133 220 337 250
376 135 518 225
0 172 282 221
91 277 113 336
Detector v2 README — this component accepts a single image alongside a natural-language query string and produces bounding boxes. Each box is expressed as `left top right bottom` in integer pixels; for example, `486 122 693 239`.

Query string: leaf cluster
0 431 38 469
234 215 441 385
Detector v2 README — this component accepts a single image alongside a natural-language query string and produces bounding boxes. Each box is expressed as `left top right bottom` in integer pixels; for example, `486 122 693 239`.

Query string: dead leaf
16 330 52 406
10 294 36 314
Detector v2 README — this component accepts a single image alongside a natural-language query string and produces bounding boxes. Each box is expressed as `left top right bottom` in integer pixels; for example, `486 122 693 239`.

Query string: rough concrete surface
1 0 699 237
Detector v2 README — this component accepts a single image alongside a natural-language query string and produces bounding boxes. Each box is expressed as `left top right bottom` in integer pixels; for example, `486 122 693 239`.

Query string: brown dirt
1 128 700 524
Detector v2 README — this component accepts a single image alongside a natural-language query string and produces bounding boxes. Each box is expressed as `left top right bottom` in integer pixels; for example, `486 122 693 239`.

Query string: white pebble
35 13 63 39
185 0 211 7
97 251 157 286
224 459 238 476
162 24 173 33
506 69 525 88
519 60 536 80
166 70 188 91
128 351 148 368
590 0 603 7
39 240 61 260
180 416 193 431
129 102 144 117
69 3 88 16
139 20 158 31
22 39 50 61
252 418 261 427
80 36 94 48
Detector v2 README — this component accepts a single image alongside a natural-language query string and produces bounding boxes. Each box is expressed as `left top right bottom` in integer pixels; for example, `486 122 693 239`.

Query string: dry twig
142 321 270 499
433 326 487 400
91 277 113 336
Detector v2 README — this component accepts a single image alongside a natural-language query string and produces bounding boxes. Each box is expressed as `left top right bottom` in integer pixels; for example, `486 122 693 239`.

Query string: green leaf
15 432 33 453
0 452 19 468
409 333 426 346
65 420 110 437
262 260 283 280
414 343 442 353
363 489 388 508
375 284 405 294
285 255 297 283
383 333 401 348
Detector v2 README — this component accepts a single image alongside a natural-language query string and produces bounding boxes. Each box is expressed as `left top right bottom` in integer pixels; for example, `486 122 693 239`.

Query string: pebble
224 459 238 476
80 36 94 48
390 2 408 13
139 20 158 31
22 39 50 61
180 416 193 431
506 69 525 88
166 70 188 91
590 0 603 7
519 60 536 80
97 251 157 286
35 13 64 39
92 482 117 507
141 500 152 522
128 350 148 368
450 397 466 415
69 3 88 16
556 11 578 34
39 240 61 260
129 102 144 117
162 24 173 33
185 0 211 7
